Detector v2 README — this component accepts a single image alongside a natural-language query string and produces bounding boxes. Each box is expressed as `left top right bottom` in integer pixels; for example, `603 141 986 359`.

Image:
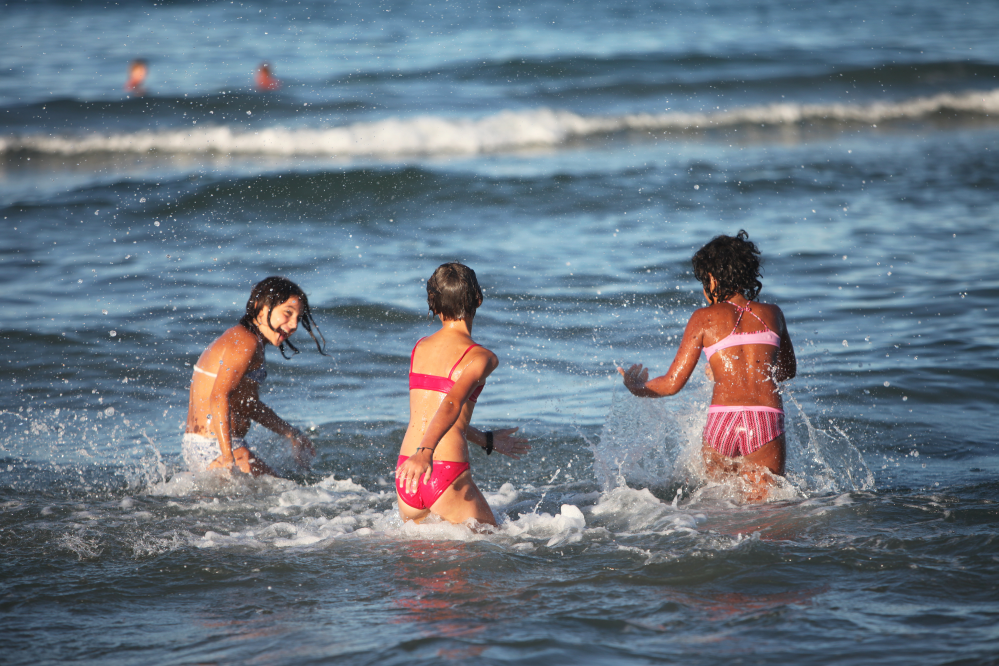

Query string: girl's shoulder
747 300 786 332
213 324 263 357
455 339 497 367
690 300 785 330
751 300 785 318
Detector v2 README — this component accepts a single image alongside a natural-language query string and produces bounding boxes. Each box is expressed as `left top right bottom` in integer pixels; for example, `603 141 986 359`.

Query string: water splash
594 384 875 500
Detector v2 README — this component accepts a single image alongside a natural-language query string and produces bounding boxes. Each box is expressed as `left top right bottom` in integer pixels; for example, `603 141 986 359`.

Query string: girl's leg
743 435 785 476
702 436 785 502
702 444 741 481
430 470 497 527
396 494 432 523
737 436 785 502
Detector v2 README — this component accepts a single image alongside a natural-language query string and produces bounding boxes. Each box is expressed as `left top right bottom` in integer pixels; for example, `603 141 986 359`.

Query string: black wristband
485 431 494 455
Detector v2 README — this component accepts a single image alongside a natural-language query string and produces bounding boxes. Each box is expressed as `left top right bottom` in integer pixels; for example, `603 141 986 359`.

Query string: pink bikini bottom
703 405 785 457
395 455 470 510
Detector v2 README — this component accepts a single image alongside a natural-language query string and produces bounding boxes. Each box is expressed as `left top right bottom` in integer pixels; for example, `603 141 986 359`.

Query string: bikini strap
447 344 481 380
724 301 747 335
409 337 427 373
724 300 773 333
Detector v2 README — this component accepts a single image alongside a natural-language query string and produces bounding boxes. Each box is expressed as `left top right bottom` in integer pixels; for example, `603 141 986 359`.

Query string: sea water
2 1 998 664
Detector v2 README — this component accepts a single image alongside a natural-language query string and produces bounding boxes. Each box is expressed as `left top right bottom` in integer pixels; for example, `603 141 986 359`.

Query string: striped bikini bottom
702 405 785 457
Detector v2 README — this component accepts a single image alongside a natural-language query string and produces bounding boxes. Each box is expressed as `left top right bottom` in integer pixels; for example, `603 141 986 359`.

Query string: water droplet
110 330 117 337
693 184 700 190
154 221 160 227
842 340 848 346
104 407 115 416
139 197 146 203
883 381 890 387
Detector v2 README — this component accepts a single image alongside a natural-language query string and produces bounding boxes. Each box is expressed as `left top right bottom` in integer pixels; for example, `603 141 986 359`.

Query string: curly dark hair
691 230 763 304
239 276 327 359
427 262 483 321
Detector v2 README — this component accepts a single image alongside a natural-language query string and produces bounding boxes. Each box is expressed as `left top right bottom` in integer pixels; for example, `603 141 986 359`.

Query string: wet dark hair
239 276 327 359
691 230 763 304
426 263 483 321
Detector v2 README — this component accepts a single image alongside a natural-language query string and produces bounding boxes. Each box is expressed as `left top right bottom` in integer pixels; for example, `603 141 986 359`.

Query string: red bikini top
408 337 484 403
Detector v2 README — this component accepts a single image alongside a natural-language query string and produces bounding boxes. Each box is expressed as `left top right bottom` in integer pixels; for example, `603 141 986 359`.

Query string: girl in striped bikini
183 276 325 476
619 231 796 491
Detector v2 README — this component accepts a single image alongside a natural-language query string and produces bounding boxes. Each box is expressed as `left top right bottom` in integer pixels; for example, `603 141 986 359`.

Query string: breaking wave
2 88 997 158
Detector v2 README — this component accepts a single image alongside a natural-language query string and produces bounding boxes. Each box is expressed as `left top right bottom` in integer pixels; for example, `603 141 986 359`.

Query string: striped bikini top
702 301 781 359
408 337 484 403
193 360 268 384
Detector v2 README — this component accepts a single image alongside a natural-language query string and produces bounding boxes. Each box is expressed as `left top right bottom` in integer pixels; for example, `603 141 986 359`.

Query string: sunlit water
2 1 998 664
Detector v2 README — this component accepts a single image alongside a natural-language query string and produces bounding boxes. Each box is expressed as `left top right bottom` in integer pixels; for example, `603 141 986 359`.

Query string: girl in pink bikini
395 263 530 526
619 231 796 486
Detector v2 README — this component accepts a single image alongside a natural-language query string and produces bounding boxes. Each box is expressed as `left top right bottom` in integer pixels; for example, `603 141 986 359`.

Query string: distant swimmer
183 276 326 477
124 59 148 96
255 61 281 91
395 263 530 526
619 231 797 500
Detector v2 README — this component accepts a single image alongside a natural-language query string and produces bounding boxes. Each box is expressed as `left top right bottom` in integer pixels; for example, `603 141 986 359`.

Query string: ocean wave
3 88 997 158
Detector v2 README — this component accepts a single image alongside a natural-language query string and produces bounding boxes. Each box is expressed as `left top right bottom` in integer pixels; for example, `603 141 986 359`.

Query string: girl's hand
491 427 531 459
395 449 434 495
207 455 236 473
289 429 315 468
209 451 255 475
618 363 649 395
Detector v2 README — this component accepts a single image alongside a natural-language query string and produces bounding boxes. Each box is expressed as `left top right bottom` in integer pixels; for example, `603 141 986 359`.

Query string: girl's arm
206 332 257 467
467 425 530 459
396 349 498 494
619 309 707 397
249 398 297 437
249 397 315 468
772 307 797 382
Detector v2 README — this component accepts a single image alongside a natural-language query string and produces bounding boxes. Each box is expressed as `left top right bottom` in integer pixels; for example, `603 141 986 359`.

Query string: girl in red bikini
619 231 796 490
395 263 530 526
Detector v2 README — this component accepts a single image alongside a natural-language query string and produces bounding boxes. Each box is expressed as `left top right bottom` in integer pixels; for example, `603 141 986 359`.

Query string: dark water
2 1 999 664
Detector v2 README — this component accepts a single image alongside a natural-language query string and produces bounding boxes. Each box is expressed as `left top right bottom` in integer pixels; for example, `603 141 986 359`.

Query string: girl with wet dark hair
395 263 530 526
183 276 326 476
619 231 796 497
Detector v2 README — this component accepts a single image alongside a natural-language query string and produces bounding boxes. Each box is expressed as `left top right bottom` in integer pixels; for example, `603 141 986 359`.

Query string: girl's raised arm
619 309 708 397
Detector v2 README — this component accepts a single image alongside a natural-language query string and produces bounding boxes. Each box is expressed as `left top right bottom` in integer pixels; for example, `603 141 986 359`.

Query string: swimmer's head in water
125 59 149 92
240 276 327 358
692 230 763 304
427 263 483 321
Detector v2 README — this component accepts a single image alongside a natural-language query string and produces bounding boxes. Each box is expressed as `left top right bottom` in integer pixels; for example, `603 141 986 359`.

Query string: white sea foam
3 88 997 158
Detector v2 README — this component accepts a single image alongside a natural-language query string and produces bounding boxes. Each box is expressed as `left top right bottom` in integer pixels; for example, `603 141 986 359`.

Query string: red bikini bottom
395 455 470 510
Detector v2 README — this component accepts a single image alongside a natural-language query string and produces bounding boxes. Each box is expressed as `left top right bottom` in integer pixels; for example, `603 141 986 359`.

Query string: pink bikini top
408 338 484 403
702 301 781 359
